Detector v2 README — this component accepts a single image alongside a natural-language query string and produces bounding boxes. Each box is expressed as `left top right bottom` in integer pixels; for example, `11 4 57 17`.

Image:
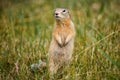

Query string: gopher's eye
63 9 66 12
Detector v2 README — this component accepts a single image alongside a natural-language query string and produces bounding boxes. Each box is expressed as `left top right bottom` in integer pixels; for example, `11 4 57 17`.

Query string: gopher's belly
52 39 74 65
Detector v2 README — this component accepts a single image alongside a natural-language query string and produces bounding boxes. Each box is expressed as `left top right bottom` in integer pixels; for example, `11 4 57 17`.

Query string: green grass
0 0 120 80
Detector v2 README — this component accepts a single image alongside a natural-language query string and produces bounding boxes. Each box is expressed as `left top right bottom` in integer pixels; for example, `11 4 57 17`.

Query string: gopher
48 8 75 75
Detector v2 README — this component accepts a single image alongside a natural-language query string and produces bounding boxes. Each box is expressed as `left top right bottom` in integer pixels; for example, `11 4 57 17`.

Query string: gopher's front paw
58 43 63 48
63 42 68 47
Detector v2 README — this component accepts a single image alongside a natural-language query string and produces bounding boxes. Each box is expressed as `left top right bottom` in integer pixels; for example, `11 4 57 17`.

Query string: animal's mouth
55 15 61 19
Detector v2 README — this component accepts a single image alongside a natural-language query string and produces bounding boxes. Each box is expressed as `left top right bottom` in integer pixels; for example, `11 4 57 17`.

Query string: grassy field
0 0 120 80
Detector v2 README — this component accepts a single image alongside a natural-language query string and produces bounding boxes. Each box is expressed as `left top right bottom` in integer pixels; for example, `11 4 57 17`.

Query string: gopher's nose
55 13 58 16
55 13 60 18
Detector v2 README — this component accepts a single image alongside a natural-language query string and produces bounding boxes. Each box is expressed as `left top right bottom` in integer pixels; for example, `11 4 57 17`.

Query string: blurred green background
0 0 120 80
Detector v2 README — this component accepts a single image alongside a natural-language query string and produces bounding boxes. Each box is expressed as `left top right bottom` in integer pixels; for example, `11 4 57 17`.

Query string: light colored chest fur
53 19 74 44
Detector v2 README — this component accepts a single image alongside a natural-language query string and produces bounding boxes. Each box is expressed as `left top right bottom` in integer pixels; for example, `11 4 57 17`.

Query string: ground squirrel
48 8 75 75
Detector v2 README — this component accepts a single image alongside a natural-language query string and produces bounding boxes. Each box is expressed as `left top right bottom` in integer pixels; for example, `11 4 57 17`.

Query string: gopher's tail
30 60 46 71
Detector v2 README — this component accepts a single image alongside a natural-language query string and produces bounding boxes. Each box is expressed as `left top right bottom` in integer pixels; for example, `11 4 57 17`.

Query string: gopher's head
54 8 71 21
